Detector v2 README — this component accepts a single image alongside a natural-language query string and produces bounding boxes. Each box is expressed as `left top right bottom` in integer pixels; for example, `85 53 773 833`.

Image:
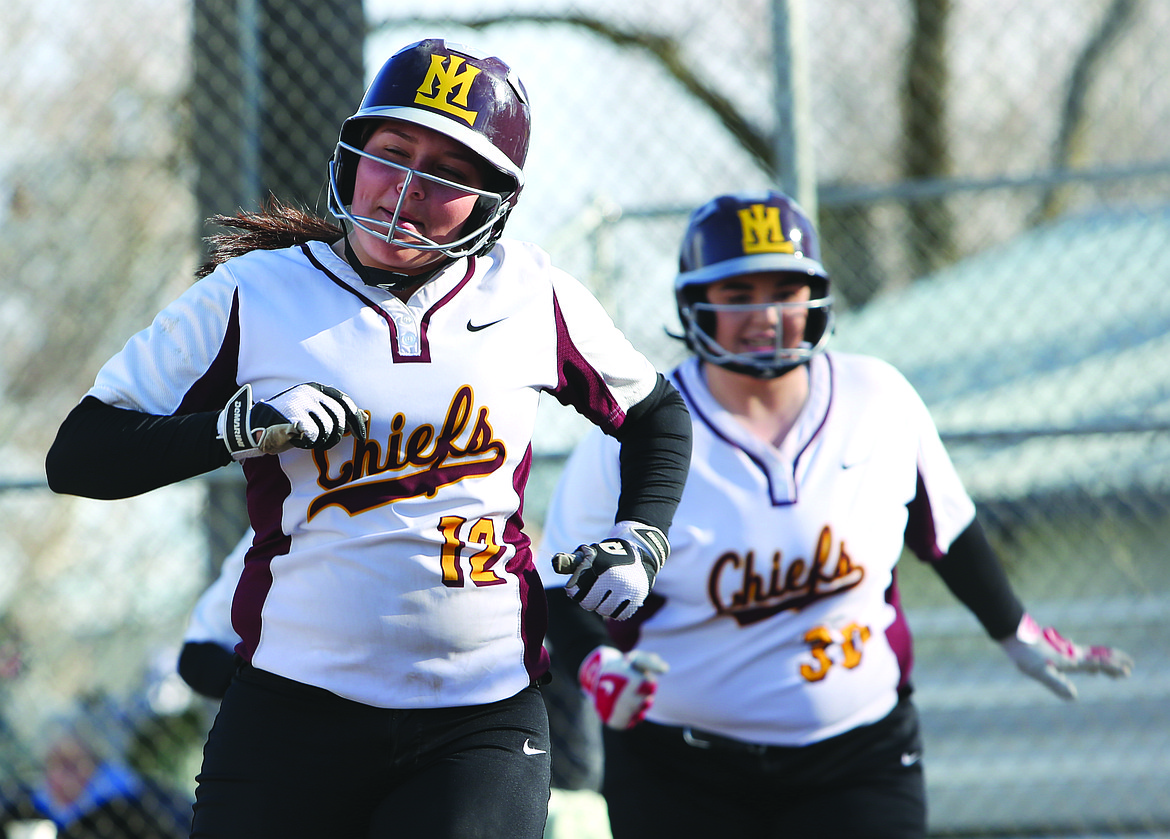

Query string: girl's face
348 120 487 273
705 272 812 358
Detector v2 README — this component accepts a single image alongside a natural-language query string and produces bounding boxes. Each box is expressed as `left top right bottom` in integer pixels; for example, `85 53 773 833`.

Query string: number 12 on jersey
438 516 508 587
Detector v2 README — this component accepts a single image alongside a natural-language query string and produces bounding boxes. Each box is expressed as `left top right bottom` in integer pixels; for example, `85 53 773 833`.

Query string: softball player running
540 190 1132 838
46 38 690 839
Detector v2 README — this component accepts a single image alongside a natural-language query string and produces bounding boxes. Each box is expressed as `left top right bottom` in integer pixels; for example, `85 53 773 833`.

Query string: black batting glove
217 383 368 461
552 521 669 621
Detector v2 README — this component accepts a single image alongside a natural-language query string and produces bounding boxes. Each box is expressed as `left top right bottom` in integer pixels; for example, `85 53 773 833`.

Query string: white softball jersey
87 238 658 709
539 352 976 746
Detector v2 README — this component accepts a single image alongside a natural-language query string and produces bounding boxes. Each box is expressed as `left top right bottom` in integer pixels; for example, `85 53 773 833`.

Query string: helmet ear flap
333 150 356 209
676 285 714 356
468 200 513 257
330 119 382 213
462 163 519 255
802 277 832 347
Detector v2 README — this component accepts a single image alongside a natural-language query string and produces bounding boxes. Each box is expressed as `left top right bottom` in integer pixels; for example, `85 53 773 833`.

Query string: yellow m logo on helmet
415 54 481 126
738 204 796 255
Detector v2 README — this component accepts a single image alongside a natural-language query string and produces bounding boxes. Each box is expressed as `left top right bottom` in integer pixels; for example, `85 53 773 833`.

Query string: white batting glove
579 645 669 730
552 521 669 620
999 613 1134 700
217 383 368 461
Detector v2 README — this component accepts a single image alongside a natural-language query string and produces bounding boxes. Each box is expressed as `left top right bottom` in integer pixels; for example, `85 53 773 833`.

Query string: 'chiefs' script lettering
306 385 505 518
707 526 864 626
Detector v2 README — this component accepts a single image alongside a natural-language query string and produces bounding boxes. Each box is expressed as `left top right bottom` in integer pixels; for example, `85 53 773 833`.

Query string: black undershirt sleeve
611 374 693 534
45 396 233 499
929 517 1026 641
543 375 691 676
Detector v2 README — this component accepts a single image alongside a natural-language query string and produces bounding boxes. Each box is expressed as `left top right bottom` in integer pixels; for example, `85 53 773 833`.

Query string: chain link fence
2 0 1168 836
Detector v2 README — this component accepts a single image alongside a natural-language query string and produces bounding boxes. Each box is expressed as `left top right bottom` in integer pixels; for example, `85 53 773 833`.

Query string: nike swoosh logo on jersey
901 751 921 766
467 317 505 332
523 739 547 756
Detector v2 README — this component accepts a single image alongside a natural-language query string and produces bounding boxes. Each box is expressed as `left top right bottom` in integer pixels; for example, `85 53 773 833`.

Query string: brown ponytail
196 196 344 278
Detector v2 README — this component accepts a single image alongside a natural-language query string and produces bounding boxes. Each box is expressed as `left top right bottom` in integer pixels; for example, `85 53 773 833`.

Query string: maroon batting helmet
675 190 834 378
328 39 531 257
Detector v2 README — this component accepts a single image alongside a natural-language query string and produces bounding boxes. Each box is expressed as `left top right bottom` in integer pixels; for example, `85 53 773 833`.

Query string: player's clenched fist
579 645 669 730
217 382 368 461
553 521 669 620
999 613 1134 700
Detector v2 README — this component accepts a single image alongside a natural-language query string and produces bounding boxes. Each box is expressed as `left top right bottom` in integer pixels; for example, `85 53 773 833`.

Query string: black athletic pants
602 696 927 839
190 664 551 839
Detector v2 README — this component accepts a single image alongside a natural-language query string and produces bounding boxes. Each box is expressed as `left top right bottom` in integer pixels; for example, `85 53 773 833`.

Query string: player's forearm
46 396 231 499
930 517 1025 640
614 374 692 533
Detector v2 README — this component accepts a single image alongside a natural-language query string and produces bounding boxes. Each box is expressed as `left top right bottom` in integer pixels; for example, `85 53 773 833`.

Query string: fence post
771 0 817 217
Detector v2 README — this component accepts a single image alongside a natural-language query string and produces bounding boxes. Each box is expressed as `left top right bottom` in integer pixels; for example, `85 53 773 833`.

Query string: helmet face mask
675 191 834 379
328 39 531 258
328 138 506 258
682 292 834 379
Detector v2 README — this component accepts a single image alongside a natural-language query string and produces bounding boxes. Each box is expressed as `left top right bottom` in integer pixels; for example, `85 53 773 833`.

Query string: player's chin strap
341 235 452 291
